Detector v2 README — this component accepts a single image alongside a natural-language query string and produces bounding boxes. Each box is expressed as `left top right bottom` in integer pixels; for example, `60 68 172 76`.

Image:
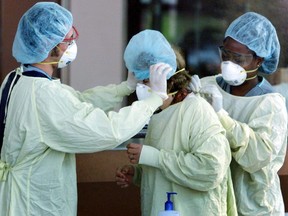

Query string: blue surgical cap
225 12 280 74
12 2 73 64
124 29 177 80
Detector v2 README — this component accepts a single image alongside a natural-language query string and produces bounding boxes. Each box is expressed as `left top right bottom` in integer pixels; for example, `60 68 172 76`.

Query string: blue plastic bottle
158 192 180 216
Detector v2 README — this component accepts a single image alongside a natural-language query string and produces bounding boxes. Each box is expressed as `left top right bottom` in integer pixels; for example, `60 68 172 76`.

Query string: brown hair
167 45 191 104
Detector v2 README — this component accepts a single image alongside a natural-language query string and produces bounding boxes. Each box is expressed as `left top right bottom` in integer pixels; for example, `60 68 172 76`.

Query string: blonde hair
172 45 186 69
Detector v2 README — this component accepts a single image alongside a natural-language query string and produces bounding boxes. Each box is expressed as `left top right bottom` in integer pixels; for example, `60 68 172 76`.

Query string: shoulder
181 94 217 116
261 92 286 107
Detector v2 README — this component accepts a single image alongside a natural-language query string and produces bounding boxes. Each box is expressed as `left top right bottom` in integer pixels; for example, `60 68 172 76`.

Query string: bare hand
126 143 143 164
115 165 135 188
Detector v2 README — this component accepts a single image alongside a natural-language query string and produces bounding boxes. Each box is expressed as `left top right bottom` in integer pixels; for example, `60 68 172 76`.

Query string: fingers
155 64 172 75
127 153 139 162
198 85 223 112
115 166 134 188
115 174 129 188
126 143 142 164
150 63 165 72
190 75 202 93
126 143 140 154
200 85 222 97
150 63 172 77
149 62 172 101
161 65 172 77
118 165 134 175
127 152 139 164
115 175 129 188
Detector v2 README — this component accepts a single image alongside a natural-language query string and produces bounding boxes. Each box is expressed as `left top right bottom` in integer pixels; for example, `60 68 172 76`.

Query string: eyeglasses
60 26 79 45
218 46 256 67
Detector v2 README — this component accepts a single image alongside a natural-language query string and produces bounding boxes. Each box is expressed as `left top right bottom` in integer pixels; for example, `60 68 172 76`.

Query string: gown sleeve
217 94 287 173
35 80 162 153
61 81 133 112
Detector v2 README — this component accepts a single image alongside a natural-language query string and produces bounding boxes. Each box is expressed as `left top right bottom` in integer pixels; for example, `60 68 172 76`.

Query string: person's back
116 35 237 215
139 94 235 216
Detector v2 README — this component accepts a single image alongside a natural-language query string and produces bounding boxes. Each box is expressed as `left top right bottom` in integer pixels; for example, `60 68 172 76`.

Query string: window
127 0 288 81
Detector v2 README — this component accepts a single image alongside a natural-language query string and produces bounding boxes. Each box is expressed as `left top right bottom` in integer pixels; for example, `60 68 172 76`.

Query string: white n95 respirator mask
58 41 78 68
221 61 247 86
136 83 152 101
221 61 259 86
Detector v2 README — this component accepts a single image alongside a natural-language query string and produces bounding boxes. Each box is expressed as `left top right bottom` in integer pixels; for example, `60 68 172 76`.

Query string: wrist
125 81 136 92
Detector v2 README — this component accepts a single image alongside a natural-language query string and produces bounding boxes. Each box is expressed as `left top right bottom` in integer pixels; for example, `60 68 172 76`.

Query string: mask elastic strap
38 62 59 65
168 91 178 96
170 68 185 78
246 75 257 80
37 45 63 65
245 67 258 81
245 67 258 73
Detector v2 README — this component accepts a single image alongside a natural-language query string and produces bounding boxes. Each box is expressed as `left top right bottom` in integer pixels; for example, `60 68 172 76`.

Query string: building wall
68 0 126 91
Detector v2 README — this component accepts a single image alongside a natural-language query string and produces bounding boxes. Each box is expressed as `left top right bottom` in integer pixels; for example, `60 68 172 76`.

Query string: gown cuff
139 145 160 168
118 81 135 96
